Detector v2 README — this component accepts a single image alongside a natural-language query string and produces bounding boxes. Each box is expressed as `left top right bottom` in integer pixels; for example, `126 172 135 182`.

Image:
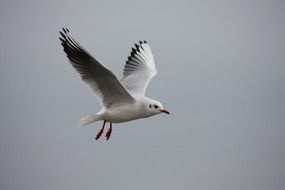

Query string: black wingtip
134 43 140 52
61 27 70 34
59 37 65 43
131 50 136 57
59 31 67 40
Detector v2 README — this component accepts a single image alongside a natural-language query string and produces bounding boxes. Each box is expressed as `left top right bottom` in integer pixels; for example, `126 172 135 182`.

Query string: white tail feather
79 114 101 127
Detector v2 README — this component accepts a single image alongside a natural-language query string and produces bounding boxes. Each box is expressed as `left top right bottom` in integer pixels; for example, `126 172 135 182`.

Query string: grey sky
1 0 285 190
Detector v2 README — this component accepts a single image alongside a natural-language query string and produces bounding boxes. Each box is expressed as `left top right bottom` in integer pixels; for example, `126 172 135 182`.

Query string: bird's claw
105 127 112 141
95 129 104 140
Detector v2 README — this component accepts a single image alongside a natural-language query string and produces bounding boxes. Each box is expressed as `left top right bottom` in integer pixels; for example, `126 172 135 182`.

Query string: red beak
160 109 170 114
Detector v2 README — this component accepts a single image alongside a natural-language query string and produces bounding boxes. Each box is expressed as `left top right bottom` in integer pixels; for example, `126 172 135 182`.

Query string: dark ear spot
149 104 152 108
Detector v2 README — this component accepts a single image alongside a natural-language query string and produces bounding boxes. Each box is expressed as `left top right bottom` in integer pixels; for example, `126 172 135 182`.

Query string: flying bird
59 28 169 140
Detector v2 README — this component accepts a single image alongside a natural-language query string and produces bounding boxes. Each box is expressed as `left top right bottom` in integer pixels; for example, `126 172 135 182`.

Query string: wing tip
59 27 70 39
61 27 70 33
139 40 148 44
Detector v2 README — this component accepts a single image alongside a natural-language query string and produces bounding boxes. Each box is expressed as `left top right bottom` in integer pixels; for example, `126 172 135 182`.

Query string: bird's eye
149 104 152 108
154 105 158 109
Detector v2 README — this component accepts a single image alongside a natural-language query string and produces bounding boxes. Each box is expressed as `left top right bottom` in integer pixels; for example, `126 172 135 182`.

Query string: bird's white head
145 99 170 116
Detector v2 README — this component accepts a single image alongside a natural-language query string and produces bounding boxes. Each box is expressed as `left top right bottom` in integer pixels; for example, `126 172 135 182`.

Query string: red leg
95 120 106 140
105 122 112 141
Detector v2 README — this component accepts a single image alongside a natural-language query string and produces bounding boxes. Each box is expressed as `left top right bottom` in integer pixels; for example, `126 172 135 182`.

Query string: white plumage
59 28 169 140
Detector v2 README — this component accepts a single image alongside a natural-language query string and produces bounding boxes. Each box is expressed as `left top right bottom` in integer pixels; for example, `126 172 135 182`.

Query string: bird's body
84 96 162 124
59 28 169 140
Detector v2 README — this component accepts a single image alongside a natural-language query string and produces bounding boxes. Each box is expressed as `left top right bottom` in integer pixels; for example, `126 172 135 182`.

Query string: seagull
59 28 170 140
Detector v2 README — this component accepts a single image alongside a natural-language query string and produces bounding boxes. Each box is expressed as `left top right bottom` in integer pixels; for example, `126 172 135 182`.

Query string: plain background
1 0 284 190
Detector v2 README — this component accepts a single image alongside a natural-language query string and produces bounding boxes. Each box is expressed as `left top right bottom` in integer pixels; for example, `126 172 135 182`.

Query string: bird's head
146 99 170 115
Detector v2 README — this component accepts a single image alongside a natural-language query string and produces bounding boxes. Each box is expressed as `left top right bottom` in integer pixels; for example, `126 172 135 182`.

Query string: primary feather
59 28 134 108
121 41 157 96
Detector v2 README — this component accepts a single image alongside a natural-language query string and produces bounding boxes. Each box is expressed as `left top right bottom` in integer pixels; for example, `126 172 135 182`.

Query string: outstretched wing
121 41 157 96
59 28 134 108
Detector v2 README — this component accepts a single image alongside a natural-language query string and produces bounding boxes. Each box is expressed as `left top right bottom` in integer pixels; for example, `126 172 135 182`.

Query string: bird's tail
78 114 101 127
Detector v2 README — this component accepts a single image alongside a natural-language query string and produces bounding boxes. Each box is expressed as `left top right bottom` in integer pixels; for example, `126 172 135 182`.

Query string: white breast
102 102 151 123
